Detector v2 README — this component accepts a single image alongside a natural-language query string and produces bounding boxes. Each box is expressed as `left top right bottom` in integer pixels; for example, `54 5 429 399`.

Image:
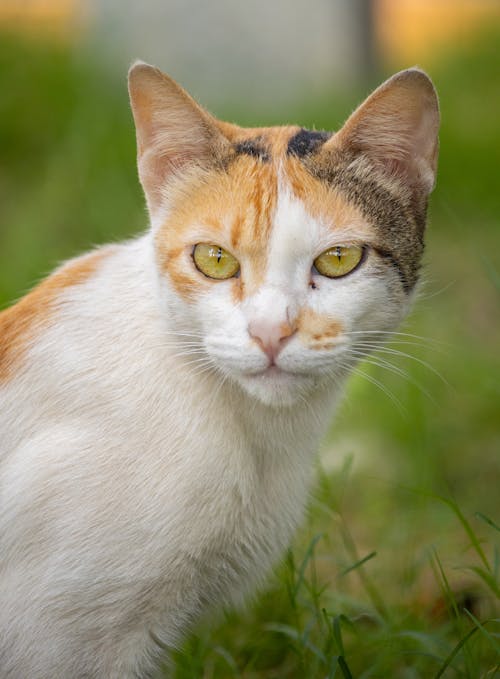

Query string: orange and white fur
0 64 439 677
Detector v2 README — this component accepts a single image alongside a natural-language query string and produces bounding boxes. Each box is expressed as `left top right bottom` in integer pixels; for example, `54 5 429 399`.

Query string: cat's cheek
349 274 410 333
313 271 405 335
191 289 265 375
195 285 241 331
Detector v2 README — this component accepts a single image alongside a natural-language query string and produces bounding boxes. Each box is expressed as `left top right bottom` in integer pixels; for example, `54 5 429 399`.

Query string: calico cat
0 63 439 677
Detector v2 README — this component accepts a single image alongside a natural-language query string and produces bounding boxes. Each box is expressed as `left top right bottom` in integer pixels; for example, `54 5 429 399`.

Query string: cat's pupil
217 247 222 263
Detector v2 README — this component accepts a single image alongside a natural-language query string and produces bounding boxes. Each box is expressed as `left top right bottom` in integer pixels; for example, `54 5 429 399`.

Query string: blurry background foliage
0 1 499 676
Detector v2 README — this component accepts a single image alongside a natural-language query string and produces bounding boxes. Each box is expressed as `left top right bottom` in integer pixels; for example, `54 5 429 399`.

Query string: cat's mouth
236 363 318 406
259 365 282 376
247 365 302 381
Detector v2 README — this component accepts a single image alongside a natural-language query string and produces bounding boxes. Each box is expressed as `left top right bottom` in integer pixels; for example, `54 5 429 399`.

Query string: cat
0 62 439 678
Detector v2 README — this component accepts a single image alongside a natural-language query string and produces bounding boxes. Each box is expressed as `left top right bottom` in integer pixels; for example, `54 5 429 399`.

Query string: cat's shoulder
0 244 119 383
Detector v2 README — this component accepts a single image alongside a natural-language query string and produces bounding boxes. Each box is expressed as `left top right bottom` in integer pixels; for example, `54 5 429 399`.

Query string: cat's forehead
158 124 371 247
219 123 332 164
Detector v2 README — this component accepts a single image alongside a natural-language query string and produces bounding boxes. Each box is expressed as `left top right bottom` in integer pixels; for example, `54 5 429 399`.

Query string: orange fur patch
280 320 296 339
297 308 343 349
0 248 113 383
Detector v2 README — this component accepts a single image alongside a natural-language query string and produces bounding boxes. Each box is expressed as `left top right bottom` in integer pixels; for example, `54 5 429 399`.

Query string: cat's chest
156 431 313 609
139 398 316 594
161 425 312 548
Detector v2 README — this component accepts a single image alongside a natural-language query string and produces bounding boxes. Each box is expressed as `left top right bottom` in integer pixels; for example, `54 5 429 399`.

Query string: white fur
0 181 410 678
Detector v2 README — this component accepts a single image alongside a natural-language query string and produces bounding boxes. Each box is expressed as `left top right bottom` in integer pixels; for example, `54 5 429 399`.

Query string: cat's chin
235 368 317 407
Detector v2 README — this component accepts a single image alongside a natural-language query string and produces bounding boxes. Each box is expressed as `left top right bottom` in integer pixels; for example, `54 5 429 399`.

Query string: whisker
349 338 446 353
415 280 456 301
161 330 205 338
351 344 448 385
345 350 435 403
153 350 207 362
180 362 218 380
348 350 413 378
336 360 406 415
344 330 448 346
179 356 212 365
149 343 204 351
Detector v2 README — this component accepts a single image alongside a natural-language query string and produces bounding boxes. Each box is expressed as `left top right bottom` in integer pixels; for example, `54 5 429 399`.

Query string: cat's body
0 64 439 677
0 237 335 677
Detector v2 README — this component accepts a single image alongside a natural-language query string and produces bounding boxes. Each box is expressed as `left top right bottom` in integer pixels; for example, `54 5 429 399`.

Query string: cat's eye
193 243 240 280
313 245 364 279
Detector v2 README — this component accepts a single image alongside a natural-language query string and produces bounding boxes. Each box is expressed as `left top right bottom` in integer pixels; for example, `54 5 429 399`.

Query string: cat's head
128 63 439 407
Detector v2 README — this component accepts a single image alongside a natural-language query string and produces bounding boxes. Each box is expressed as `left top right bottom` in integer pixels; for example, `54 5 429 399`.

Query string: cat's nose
248 319 296 362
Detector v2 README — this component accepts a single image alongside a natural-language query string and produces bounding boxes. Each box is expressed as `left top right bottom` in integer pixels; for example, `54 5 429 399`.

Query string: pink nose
248 319 296 362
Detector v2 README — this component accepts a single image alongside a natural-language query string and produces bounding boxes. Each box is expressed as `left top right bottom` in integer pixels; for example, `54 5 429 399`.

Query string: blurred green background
0 2 499 676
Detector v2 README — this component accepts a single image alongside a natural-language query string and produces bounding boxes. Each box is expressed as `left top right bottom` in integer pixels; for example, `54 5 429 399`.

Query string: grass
0 26 498 678
167 474 499 678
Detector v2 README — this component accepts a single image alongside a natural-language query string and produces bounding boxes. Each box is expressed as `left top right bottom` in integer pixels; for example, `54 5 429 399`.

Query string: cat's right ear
128 62 228 217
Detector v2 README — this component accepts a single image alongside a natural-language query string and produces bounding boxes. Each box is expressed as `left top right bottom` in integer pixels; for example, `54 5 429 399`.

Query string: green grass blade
462 611 500 655
433 626 479 679
340 551 377 577
339 522 389 621
265 622 327 664
338 655 354 679
326 656 339 678
332 615 346 656
292 533 324 600
212 646 239 672
465 565 500 598
475 512 500 533
431 548 461 620
437 496 491 572
264 623 300 642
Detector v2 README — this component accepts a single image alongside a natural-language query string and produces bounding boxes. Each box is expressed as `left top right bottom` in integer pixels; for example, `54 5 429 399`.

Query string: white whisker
345 350 435 403
161 330 205 338
349 338 445 352
344 330 448 347
335 359 406 415
415 280 455 301
351 344 448 385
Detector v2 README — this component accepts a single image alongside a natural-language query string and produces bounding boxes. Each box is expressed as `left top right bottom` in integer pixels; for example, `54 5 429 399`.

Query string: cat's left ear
329 68 439 194
128 62 229 216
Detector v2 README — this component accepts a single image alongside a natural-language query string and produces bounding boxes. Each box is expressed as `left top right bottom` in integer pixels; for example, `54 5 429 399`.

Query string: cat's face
129 64 439 406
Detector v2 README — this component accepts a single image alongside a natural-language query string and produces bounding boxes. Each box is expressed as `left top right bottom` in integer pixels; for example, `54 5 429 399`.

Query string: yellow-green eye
193 243 240 280
313 245 364 279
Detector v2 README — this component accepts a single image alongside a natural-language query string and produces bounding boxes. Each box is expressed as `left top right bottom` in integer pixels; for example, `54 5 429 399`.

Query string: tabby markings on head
231 128 332 164
233 137 270 162
287 128 331 158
